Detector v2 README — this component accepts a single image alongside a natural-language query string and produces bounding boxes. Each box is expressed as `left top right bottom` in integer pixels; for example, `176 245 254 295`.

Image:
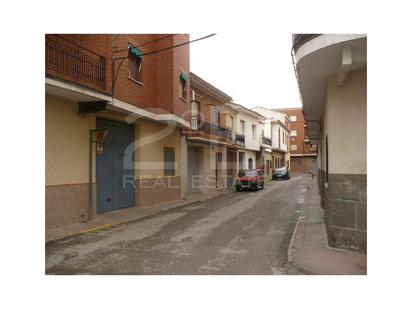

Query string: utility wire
111 34 217 96
112 34 177 53
115 33 216 59
140 34 216 57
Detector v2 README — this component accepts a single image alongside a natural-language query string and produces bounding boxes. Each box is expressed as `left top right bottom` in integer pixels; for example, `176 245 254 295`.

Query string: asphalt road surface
46 174 312 275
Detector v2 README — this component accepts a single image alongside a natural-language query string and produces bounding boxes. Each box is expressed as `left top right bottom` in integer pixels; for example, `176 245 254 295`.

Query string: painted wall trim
295 34 366 65
46 77 190 128
186 136 231 146
290 153 317 157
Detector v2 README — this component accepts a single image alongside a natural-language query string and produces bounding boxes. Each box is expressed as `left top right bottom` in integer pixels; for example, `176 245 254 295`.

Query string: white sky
190 33 302 110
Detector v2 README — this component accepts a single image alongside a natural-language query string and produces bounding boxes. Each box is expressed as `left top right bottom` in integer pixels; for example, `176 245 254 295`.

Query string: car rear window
238 170 258 177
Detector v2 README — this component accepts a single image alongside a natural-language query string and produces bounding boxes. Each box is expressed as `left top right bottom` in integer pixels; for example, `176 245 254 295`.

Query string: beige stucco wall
263 151 273 178
323 67 367 174
272 123 289 152
244 150 256 169
237 113 260 151
136 119 181 178
46 95 182 186
187 143 229 193
46 95 95 186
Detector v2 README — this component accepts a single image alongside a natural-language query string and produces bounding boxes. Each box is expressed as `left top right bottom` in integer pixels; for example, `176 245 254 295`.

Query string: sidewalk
46 188 232 243
288 178 367 275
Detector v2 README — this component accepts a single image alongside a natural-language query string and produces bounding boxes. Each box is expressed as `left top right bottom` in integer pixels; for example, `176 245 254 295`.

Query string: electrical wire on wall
111 34 179 103
113 34 177 54
110 33 216 103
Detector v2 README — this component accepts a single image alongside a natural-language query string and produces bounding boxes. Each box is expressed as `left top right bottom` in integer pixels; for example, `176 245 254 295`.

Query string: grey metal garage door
96 118 135 214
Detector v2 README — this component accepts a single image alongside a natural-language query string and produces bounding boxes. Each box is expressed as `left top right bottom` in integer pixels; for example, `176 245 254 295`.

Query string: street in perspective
47 175 310 275
45 33 366 275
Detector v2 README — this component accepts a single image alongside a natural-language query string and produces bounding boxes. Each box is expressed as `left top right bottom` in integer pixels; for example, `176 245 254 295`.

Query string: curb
46 200 197 245
286 186 317 275
46 189 233 245
287 200 305 263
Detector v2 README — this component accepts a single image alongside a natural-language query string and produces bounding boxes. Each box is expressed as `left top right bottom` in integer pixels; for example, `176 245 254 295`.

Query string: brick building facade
274 107 317 174
46 34 190 229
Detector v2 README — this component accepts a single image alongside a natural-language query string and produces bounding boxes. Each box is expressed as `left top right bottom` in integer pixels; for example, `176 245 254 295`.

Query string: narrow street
46 175 312 275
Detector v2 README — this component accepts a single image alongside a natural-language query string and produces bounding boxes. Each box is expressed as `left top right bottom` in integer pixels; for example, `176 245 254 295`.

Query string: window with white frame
191 101 199 130
240 120 245 134
290 130 297 137
227 115 234 129
252 124 257 139
290 115 297 122
128 44 143 82
212 106 219 126
278 128 280 148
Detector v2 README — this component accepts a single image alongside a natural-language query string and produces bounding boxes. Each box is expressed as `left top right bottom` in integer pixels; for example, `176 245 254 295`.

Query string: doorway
96 118 135 214
188 146 201 193
226 150 236 187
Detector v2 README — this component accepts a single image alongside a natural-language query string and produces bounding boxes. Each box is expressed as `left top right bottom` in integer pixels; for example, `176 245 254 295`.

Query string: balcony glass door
191 101 199 130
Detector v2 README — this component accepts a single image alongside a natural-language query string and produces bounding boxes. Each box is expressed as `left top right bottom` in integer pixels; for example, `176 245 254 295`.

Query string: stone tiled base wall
319 171 367 253
46 183 95 229
46 177 182 228
135 176 181 207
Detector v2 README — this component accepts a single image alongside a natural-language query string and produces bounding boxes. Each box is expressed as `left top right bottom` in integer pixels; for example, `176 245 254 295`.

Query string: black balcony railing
46 35 106 89
262 135 272 146
235 133 245 146
226 127 234 143
292 34 322 54
191 117 230 139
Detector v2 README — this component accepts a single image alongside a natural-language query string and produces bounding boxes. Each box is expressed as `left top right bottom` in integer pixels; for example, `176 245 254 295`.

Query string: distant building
226 102 264 175
185 72 234 194
274 107 317 173
252 107 290 178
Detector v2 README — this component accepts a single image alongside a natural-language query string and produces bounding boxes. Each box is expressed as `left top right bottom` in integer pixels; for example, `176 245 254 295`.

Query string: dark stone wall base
319 171 367 253
327 227 366 253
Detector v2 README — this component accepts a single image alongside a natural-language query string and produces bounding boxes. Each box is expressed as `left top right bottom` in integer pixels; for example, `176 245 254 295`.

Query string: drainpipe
88 130 93 221
88 129 109 221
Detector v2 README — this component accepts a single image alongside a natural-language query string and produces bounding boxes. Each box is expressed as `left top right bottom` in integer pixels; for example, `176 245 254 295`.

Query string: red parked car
235 169 264 191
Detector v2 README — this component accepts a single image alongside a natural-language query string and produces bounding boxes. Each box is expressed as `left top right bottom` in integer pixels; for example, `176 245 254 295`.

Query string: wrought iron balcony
46 35 106 89
235 133 245 146
262 135 272 146
188 117 230 141
226 127 235 143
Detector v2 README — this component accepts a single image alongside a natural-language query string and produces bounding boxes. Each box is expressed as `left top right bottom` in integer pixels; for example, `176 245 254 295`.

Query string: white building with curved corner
292 34 367 253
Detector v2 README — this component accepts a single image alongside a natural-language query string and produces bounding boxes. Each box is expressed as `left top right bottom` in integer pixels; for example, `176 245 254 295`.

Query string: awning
129 45 144 60
180 72 188 82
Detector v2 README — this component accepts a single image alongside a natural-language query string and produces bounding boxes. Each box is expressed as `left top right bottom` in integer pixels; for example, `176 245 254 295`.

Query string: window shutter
179 72 188 81
129 45 144 59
